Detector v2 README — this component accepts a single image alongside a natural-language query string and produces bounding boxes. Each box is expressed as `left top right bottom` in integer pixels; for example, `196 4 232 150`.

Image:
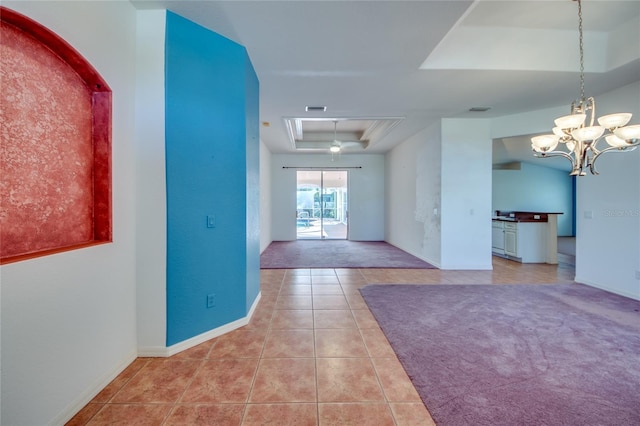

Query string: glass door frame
296 169 348 240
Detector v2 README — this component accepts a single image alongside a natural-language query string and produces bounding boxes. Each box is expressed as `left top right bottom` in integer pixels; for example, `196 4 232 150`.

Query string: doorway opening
296 170 348 239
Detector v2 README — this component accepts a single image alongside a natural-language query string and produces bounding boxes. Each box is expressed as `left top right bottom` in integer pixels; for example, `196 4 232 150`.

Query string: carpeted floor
260 240 436 269
360 283 640 426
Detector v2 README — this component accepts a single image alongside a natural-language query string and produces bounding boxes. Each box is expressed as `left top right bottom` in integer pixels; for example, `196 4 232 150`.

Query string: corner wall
386 118 492 270
260 140 273 252
135 9 167 355
244 54 261 312
440 118 493 270
164 11 260 345
386 123 442 266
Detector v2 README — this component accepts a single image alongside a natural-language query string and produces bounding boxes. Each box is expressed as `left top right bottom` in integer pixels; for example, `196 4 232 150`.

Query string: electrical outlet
635 270 640 280
207 293 216 308
206 215 216 228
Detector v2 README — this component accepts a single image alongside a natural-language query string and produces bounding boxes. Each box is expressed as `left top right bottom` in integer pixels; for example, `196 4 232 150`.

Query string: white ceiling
132 0 640 167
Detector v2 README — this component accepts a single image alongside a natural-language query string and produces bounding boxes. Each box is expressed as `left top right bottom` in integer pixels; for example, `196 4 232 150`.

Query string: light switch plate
207 293 216 308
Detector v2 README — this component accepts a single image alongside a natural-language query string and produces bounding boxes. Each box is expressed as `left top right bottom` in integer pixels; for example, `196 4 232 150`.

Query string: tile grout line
163 356 208 425
360 269 403 425
313 278 321 426
240 270 287 423
353 294 399 424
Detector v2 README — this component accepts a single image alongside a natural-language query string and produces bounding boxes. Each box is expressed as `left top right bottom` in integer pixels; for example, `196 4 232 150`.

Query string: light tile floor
67 256 575 425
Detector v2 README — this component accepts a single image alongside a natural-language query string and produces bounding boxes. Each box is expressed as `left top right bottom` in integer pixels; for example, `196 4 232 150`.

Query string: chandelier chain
577 0 585 102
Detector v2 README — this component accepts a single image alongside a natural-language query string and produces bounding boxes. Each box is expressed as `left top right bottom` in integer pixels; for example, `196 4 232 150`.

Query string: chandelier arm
590 140 640 173
535 151 585 176
588 157 600 176
590 136 604 152
589 141 602 157
533 150 577 167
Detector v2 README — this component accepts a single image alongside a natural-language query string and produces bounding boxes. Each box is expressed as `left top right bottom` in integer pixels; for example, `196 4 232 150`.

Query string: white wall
135 10 167 354
491 104 568 141
574 82 640 300
440 118 493 270
260 140 273 252
385 119 492 270
1 2 138 425
270 154 385 241
493 162 574 236
386 123 442 266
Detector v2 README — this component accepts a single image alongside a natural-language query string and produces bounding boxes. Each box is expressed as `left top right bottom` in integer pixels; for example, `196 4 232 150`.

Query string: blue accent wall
492 162 574 236
165 11 260 345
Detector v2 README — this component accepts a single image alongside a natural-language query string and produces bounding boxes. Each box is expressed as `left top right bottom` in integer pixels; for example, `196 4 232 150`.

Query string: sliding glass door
296 170 348 239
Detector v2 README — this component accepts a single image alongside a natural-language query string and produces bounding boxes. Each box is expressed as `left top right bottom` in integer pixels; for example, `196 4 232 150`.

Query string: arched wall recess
0 7 112 264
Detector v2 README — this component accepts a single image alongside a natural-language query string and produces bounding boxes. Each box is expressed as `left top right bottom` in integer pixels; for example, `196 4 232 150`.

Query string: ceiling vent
305 106 327 112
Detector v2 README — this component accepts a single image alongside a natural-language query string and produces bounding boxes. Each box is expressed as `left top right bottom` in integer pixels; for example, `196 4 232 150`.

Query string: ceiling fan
330 121 342 154
329 120 368 155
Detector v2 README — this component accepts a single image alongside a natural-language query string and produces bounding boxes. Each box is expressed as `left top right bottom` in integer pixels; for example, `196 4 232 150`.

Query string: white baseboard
53 349 137 426
440 263 493 270
411 251 442 269
574 277 640 301
384 241 442 269
56 292 262 424
138 291 262 357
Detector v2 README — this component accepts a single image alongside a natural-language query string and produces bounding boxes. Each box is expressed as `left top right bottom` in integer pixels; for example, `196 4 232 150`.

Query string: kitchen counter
493 211 563 223
492 211 562 264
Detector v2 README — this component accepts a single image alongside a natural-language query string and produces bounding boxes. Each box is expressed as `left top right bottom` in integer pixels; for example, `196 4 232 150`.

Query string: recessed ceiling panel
284 117 404 153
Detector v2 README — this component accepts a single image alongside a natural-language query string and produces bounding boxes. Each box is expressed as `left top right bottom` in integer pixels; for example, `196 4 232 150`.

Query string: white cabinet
492 221 505 255
510 222 547 262
504 223 517 256
492 212 560 264
492 220 547 263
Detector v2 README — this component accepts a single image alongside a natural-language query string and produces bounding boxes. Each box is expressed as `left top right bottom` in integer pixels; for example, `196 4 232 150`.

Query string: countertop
492 217 517 222
491 211 563 223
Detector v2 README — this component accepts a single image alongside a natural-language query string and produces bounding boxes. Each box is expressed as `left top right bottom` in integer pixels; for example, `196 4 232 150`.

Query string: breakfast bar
492 211 562 264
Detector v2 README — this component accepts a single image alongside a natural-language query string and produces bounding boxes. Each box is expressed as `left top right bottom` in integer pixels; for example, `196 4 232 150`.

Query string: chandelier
531 0 640 176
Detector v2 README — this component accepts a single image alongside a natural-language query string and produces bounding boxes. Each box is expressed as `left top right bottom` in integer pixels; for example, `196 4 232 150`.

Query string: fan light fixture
329 120 342 161
330 121 341 153
531 0 640 176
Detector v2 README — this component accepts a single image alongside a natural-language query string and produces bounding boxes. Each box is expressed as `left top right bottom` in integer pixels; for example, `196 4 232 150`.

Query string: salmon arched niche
0 7 112 264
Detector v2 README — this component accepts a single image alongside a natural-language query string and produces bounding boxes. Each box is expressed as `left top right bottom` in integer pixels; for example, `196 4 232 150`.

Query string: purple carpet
260 240 436 269
360 283 640 425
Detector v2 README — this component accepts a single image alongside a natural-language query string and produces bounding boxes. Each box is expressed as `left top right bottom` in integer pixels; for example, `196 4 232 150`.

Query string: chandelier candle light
531 0 640 176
